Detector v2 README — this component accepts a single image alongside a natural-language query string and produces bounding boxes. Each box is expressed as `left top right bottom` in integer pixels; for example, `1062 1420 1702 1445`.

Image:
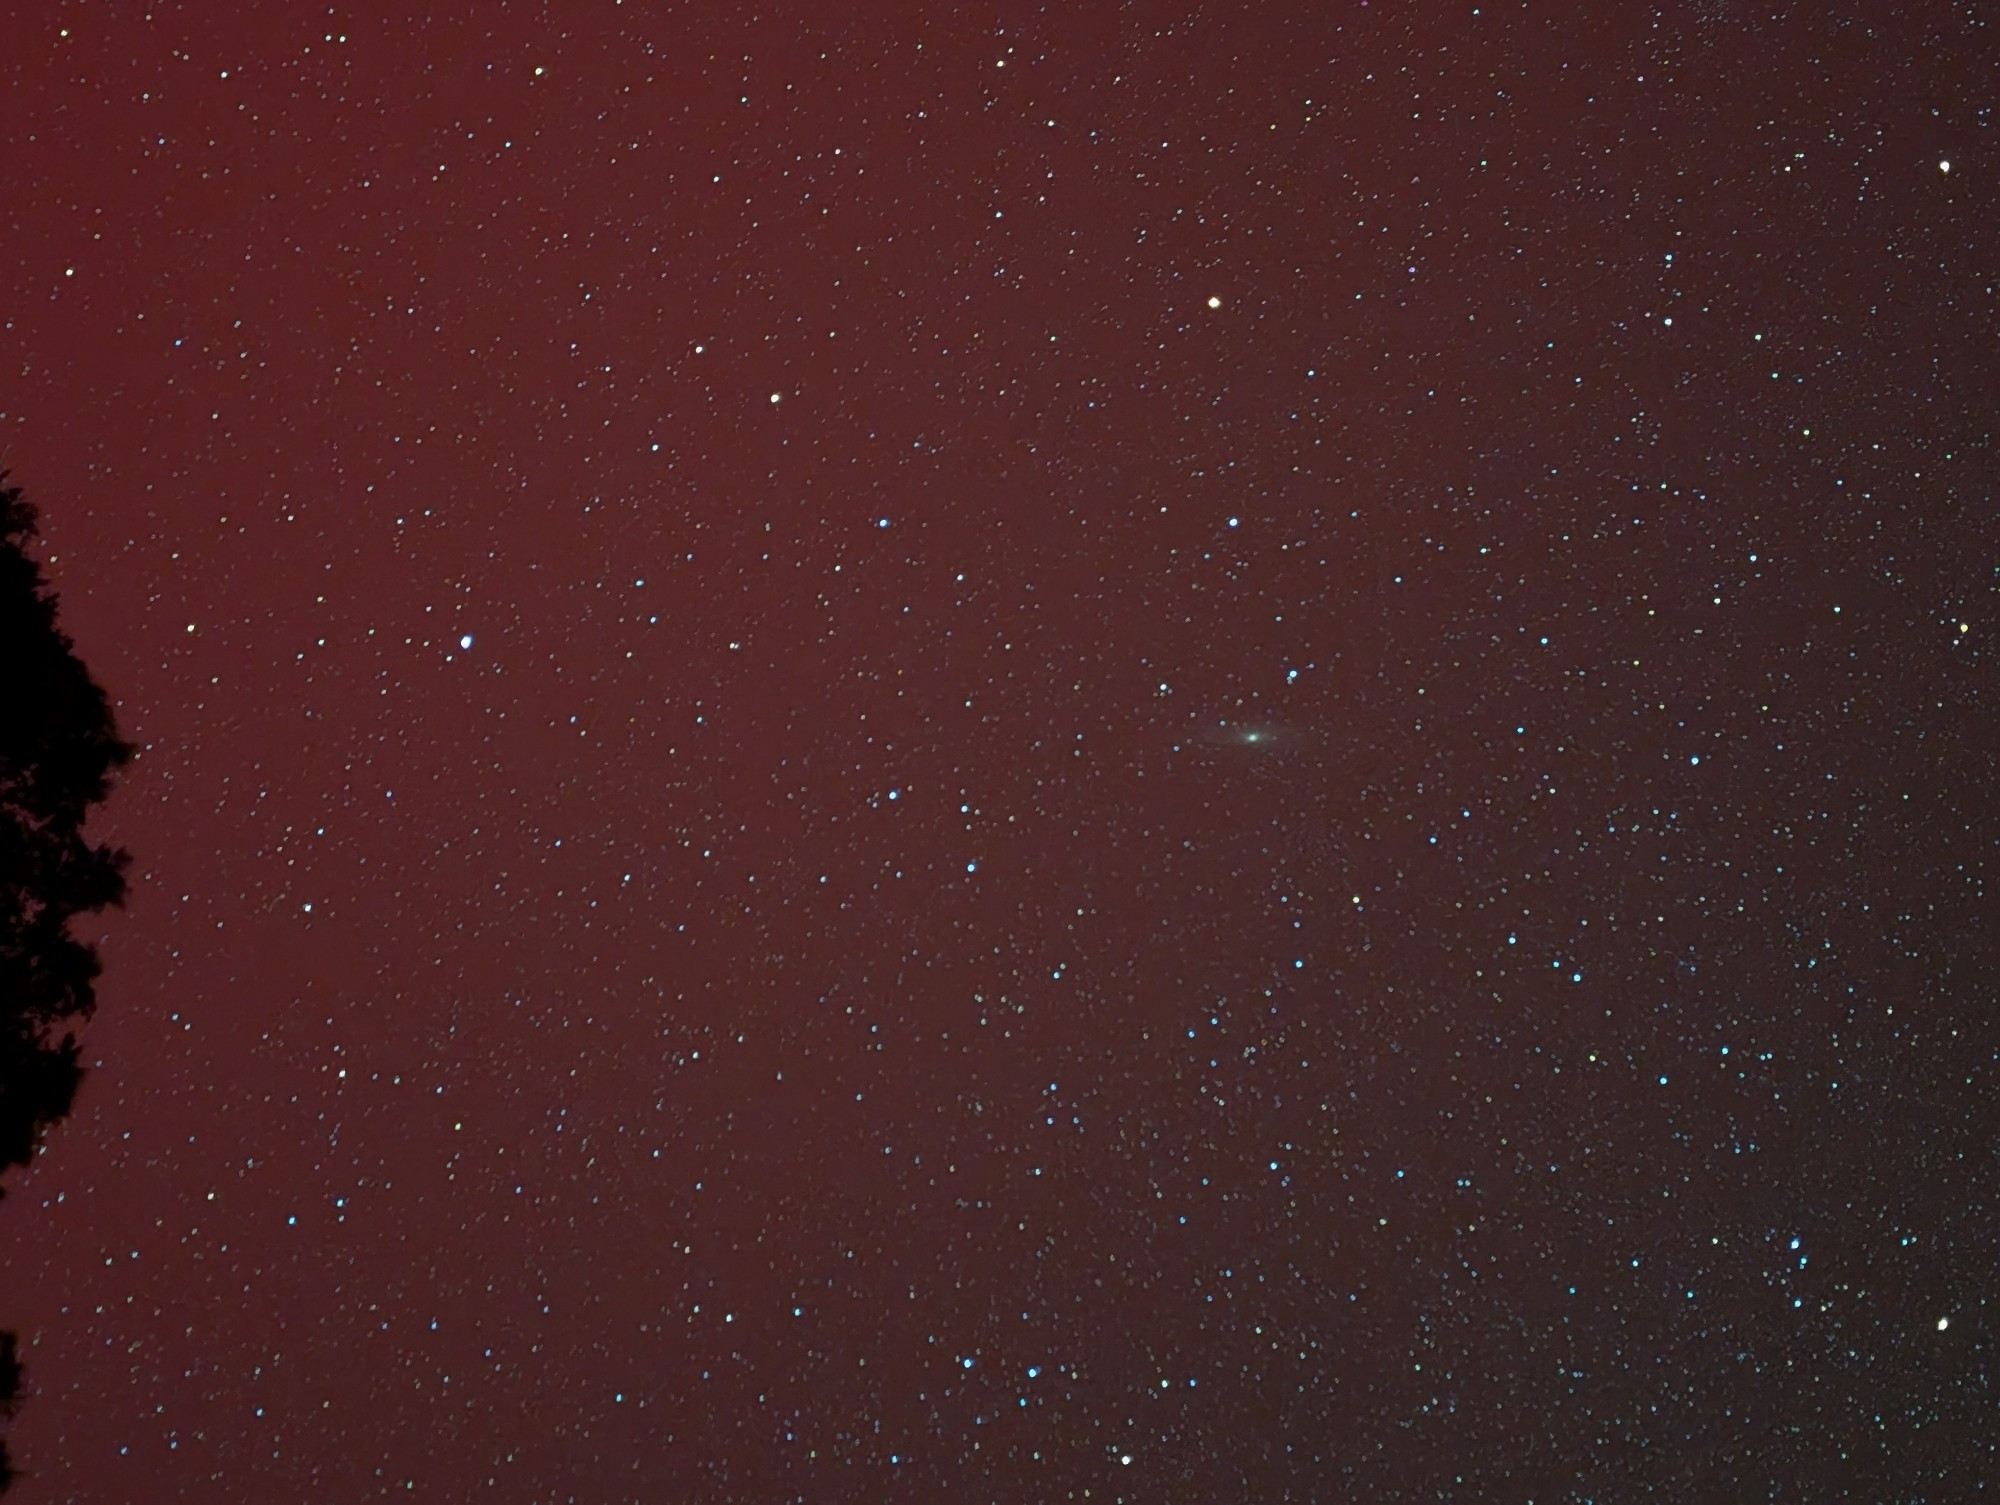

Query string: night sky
3 3 1997 1500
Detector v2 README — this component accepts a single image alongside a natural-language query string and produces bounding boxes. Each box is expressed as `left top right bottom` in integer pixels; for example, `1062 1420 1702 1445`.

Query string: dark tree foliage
0 474 135 1494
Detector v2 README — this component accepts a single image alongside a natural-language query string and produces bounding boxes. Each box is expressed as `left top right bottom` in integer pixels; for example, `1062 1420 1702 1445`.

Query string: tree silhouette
0 474 135 1495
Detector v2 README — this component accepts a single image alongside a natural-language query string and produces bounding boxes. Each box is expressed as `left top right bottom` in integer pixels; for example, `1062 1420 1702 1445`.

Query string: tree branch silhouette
0 474 135 1495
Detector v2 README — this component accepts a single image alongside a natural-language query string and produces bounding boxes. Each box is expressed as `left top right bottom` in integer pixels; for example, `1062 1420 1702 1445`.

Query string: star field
1 3 1996 1500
